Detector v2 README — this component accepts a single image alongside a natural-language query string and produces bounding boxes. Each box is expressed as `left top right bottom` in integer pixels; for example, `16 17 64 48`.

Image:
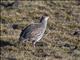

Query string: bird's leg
22 40 26 43
32 40 37 47
33 42 36 47
21 39 27 46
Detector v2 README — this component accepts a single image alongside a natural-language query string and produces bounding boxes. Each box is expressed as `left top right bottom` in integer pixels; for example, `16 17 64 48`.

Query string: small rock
12 24 19 29
73 30 80 36
64 43 70 48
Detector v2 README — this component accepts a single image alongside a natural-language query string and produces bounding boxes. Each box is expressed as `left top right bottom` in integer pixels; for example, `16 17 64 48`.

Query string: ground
0 0 80 60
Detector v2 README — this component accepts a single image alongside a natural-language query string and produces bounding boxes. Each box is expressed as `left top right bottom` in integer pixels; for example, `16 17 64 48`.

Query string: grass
0 0 80 60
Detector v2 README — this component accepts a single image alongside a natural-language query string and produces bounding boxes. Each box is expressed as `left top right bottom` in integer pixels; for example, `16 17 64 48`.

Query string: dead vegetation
0 0 80 60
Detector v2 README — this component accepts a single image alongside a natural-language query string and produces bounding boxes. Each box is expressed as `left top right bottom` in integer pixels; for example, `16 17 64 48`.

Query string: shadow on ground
6 57 17 60
0 40 14 47
35 41 48 47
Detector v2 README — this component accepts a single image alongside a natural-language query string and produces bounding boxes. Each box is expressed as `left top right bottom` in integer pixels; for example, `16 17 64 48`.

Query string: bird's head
44 16 49 21
40 13 49 22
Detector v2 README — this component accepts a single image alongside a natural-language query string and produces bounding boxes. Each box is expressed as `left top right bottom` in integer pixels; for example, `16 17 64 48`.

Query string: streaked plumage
19 15 49 47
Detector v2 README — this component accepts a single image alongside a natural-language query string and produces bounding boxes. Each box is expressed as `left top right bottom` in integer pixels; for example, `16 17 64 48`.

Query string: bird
19 14 49 47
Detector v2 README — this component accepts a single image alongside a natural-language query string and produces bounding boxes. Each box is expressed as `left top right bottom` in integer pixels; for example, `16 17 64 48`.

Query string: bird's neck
40 19 47 28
